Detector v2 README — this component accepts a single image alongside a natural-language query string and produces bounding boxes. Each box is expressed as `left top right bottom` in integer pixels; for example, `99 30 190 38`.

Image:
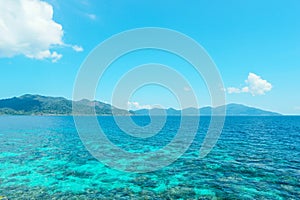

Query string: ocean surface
0 116 299 199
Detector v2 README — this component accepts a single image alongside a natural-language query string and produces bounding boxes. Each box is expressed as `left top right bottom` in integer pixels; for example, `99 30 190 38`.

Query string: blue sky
0 0 299 114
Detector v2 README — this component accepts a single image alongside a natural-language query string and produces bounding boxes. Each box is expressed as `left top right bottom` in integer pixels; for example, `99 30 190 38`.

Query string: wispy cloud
87 13 97 20
0 0 82 62
227 87 248 94
127 101 153 110
184 86 191 92
227 73 272 96
80 0 90 6
72 45 84 52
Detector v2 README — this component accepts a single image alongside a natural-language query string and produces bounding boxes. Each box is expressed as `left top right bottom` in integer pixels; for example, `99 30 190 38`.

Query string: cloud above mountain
227 73 272 96
0 0 82 62
127 101 153 110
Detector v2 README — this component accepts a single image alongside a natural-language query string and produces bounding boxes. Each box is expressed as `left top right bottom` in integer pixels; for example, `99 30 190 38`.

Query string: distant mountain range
133 104 281 116
0 94 281 116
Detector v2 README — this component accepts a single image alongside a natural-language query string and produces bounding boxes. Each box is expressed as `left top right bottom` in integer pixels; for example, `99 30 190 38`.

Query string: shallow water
0 116 299 199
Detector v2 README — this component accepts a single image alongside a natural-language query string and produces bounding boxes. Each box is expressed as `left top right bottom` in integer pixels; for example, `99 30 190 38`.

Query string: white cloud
227 73 272 96
87 14 96 20
227 87 242 94
227 86 249 94
72 45 84 52
0 0 81 62
183 86 191 92
27 50 62 62
127 101 153 110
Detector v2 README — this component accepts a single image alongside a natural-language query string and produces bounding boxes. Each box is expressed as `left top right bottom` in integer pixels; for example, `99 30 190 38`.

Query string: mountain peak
0 94 131 116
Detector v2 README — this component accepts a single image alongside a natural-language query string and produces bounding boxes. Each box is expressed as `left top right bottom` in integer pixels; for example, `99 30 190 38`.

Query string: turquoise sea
0 116 299 199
